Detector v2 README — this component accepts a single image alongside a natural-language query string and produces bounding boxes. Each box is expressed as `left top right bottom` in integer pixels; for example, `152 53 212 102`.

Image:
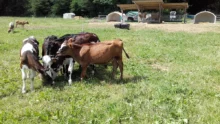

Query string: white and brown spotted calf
20 36 56 93
8 22 14 33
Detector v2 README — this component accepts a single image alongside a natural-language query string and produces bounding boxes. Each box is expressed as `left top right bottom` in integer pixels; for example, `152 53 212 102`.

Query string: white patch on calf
42 55 58 84
42 55 52 68
29 36 36 40
21 43 36 55
63 58 74 85
9 22 14 27
22 36 37 44
21 65 36 93
8 22 14 33
58 43 67 52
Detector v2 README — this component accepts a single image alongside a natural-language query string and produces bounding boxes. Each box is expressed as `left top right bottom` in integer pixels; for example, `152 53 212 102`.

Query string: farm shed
63 13 75 19
117 0 188 23
106 11 127 22
194 11 216 24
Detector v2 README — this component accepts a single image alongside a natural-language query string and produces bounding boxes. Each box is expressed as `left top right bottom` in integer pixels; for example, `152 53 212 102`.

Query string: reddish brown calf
57 38 129 80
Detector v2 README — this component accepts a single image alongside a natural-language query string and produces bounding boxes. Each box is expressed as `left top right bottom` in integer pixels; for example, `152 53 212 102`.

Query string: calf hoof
22 90 26 94
104 65 108 68
68 80 72 85
92 70 95 75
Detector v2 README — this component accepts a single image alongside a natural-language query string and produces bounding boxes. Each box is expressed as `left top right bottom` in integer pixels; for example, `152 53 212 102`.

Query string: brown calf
16 20 29 28
56 38 129 80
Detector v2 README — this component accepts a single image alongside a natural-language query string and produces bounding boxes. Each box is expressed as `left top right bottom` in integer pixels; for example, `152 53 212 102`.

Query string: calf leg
112 59 118 79
68 58 74 85
117 60 123 80
62 64 68 79
21 68 27 93
80 64 88 81
30 69 36 92
90 64 95 75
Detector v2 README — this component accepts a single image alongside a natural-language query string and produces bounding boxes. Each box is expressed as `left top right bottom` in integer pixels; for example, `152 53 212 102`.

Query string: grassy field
0 17 220 123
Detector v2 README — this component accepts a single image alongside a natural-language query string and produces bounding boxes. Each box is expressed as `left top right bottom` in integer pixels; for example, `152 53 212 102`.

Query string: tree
51 0 71 17
187 0 215 14
0 0 28 16
28 0 52 16
70 0 87 16
208 0 220 13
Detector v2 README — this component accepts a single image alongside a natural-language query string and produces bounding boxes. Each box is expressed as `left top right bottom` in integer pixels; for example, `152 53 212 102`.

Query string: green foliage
208 0 220 13
28 0 52 16
0 0 28 16
0 0 219 17
93 0 116 5
51 0 72 17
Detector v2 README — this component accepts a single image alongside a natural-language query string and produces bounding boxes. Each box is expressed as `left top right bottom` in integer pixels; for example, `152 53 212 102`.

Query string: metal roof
117 4 138 10
117 1 188 10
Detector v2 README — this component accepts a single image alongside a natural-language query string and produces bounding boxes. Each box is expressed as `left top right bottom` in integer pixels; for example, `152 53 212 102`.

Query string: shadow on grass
0 65 147 98
10 31 20 34
42 64 148 88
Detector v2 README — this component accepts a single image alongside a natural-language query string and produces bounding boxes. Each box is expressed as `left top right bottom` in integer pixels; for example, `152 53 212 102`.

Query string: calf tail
123 47 130 59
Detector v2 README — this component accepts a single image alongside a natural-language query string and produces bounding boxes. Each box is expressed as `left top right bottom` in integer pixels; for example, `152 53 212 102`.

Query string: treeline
0 0 219 17
0 0 132 17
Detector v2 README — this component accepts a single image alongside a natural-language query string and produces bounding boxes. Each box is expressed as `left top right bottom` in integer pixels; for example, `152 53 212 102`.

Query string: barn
194 11 216 24
106 11 127 22
117 0 188 23
63 13 75 19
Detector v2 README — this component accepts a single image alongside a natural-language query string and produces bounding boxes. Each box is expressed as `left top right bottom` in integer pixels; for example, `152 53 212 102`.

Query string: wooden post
159 3 161 23
136 4 141 23
161 5 164 23
184 7 186 23
121 9 124 23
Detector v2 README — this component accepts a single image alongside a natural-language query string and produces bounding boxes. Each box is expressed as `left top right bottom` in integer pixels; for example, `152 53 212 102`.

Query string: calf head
42 67 57 85
56 39 81 57
42 55 59 76
44 68 56 79
42 56 58 84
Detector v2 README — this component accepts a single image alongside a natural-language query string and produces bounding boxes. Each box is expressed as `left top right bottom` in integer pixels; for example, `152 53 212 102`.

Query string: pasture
1 17 220 123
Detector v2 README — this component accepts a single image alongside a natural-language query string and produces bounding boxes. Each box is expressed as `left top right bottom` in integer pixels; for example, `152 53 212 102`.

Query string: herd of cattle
20 32 129 93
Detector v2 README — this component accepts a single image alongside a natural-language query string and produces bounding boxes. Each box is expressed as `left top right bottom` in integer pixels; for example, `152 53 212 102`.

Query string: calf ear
68 43 74 49
68 38 74 43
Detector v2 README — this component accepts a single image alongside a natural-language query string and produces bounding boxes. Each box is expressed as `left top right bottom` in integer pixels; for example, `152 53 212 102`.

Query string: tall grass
0 17 220 123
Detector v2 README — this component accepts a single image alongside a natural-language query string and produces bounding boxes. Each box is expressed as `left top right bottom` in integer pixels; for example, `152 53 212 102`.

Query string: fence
98 15 107 20
162 14 184 22
216 14 220 21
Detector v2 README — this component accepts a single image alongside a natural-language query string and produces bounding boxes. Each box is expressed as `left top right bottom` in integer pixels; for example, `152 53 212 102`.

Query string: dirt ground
89 21 220 33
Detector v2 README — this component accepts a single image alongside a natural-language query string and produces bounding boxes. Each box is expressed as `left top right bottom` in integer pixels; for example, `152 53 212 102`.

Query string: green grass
1 17 220 123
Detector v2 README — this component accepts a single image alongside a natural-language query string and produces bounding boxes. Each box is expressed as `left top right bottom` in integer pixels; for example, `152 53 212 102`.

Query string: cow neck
28 52 46 74
70 47 81 61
